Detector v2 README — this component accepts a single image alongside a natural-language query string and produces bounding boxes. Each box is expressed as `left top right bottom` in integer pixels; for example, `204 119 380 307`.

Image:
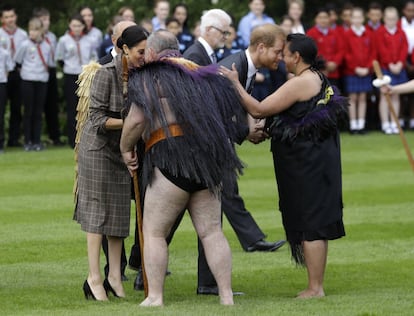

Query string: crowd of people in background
1 0 414 154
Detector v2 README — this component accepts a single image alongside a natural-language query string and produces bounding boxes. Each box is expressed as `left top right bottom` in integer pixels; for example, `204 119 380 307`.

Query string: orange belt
145 124 184 152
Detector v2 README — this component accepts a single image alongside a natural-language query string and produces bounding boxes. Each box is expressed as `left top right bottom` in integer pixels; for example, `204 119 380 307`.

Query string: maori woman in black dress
221 33 347 298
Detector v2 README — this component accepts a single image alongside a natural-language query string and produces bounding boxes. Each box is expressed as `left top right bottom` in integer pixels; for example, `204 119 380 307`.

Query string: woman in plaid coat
74 25 148 301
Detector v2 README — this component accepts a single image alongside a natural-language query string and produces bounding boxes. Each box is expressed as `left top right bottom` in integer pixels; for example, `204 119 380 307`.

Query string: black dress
267 71 347 265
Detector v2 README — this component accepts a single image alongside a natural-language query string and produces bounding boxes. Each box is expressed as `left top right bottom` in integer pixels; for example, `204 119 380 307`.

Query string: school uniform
177 27 194 53
0 26 28 146
14 38 54 149
86 26 103 56
342 26 376 94
0 47 15 150
306 26 344 82
43 31 62 144
55 32 97 147
376 25 409 85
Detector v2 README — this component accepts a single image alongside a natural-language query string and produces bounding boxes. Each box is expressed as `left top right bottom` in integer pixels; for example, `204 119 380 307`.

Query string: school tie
44 36 54 61
3 27 16 57
36 43 48 71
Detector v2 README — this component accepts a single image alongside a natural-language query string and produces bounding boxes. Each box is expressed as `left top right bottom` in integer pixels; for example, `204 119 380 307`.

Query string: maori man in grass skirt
120 30 244 306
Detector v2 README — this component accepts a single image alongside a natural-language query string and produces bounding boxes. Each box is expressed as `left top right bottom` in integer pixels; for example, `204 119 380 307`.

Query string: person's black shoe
196 286 244 296
134 268 144 291
246 239 286 252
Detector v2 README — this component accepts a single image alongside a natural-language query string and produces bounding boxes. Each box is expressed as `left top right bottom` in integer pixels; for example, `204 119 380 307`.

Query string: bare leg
297 240 327 299
86 232 108 301
391 94 401 133
188 190 234 305
348 93 357 130
379 93 389 130
107 236 125 297
357 92 367 130
140 168 189 307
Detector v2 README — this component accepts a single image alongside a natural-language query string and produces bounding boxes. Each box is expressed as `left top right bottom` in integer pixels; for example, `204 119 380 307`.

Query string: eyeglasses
210 26 231 37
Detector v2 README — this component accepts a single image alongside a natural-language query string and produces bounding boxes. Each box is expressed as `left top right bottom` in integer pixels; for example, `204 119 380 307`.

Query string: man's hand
122 150 138 177
246 118 267 144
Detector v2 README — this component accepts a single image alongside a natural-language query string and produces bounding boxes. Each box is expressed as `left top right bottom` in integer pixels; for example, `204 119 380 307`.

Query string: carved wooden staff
123 55 148 296
372 60 414 172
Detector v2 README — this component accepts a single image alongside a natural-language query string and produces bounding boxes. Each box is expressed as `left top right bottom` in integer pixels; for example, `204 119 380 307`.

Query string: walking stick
132 169 149 297
372 60 414 173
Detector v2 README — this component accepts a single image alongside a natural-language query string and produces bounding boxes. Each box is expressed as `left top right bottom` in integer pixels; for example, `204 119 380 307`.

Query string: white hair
199 9 231 36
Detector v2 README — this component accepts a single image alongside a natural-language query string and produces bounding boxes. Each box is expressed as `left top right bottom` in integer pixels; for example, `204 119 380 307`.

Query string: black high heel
83 280 96 300
103 278 121 298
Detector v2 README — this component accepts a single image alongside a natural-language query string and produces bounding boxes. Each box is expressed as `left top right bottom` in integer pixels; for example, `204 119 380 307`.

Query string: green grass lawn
1 131 413 316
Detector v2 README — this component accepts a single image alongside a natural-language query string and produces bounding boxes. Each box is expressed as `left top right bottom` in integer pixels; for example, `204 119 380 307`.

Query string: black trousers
44 68 61 142
63 74 79 148
6 71 22 146
0 83 7 148
21 80 47 144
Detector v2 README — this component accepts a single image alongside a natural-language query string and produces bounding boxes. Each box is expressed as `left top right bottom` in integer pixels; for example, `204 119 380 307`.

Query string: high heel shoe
103 278 122 298
83 280 96 300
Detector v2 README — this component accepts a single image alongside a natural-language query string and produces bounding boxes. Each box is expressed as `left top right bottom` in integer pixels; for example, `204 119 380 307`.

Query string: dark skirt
382 69 408 85
271 133 345 265
344 75 373 93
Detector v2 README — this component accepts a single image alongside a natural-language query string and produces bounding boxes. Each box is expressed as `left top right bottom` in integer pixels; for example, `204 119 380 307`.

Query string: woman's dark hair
286 33 325 70
116 25 149 50
68 13 86 29
172 3 189 28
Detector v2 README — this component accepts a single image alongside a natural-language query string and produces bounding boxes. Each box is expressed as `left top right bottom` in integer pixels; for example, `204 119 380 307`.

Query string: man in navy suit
219 23 286 142
183 10 286 296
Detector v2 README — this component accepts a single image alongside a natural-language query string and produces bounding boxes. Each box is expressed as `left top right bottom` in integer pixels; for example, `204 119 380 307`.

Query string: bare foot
220 294 234 305
296 288 325 299
140 297 163 307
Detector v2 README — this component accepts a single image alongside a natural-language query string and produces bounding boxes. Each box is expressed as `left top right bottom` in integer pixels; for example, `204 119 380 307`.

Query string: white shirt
401 17 414 54
245 49 257 90
198 37 215 63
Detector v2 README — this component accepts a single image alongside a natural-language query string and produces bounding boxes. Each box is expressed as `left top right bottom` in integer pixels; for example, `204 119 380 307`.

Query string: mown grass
0 131 413 316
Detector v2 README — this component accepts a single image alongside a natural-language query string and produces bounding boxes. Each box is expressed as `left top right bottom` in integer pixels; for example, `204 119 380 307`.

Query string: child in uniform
376 7 408 134
55 13 97 148
14 17 54 151
343 7 376 133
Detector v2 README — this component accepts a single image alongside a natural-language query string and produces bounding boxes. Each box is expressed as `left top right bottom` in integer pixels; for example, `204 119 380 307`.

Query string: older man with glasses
183 9 231 65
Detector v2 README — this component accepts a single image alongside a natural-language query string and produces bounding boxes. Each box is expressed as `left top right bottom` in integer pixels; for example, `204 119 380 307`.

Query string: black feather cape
126 57 244 196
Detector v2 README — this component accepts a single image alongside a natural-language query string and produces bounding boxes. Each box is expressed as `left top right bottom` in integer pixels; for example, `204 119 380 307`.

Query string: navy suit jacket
219 50 252 144
98 52 113 65
183 40 212 66
219 50 249 90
